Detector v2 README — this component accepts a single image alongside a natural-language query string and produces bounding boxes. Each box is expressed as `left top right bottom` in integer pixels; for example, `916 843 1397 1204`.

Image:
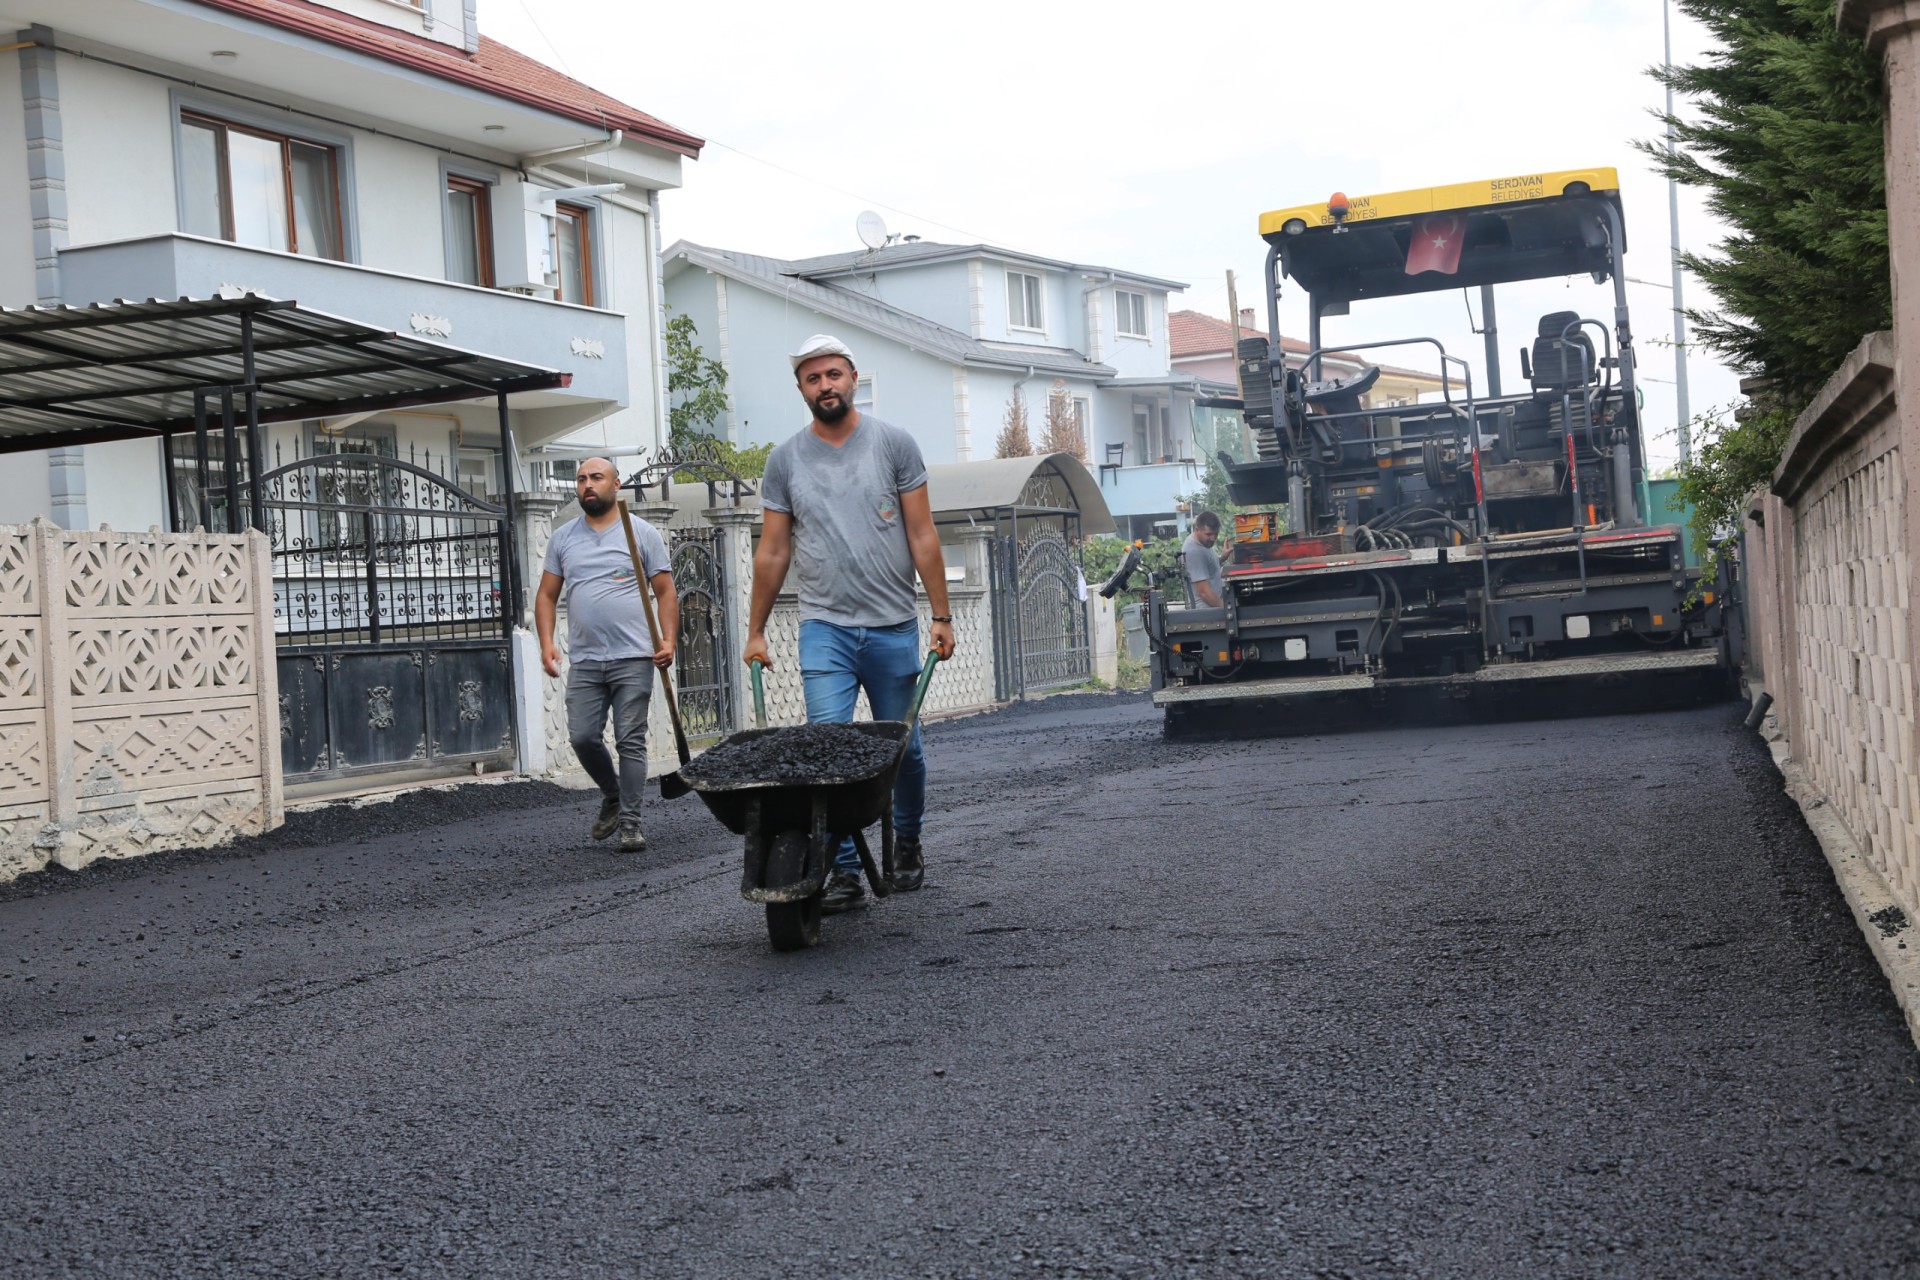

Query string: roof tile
185 0 702 155
1169 308 1307 358
667 241 1114 380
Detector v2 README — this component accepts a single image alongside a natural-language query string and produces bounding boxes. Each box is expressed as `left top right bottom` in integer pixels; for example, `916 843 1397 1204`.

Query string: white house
0 0 701 529
662 238 1232 536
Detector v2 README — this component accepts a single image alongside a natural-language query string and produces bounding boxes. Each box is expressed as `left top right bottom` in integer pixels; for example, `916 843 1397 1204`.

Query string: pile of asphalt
689 723 901 786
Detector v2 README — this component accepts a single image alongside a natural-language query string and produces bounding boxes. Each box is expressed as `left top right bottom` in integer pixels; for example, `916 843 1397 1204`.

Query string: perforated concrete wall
0 520 282 881
1788 423 1918 902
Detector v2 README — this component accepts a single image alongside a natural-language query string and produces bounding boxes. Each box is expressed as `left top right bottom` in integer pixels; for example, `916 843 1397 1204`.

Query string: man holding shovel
744 335 955 914
536 457 677 852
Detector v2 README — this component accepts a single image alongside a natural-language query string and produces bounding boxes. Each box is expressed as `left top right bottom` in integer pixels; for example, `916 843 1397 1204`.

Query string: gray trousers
566 658 654 823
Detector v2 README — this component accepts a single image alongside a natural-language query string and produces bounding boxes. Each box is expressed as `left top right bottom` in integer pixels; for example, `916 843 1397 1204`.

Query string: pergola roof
0 294 570 455
926 452 1115 536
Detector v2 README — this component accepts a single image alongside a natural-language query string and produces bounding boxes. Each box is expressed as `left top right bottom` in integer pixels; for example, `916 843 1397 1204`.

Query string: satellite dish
856 210 889 250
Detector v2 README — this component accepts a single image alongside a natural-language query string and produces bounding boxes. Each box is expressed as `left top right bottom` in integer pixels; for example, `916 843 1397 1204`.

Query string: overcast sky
479 0 1742 474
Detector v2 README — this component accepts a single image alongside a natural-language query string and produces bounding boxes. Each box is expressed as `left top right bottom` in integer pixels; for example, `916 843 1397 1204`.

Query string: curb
1753 699 1920 1055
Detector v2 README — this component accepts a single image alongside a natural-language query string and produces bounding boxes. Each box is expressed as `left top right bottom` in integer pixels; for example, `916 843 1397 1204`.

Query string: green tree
1079 532 1189 608
1177 406 1283 534
665 313 729 452
1639 0 1888 554
663 312 771 480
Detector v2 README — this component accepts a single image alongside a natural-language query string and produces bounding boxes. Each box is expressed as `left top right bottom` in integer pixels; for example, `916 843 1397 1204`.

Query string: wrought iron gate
258 452 516 781
669 525 734 743
993 525 1092 699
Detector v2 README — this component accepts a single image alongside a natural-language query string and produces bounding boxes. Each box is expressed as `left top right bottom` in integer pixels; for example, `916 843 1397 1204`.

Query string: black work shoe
820 870 867 915
617 822 647 853
591 795 621 841
890 837 925 892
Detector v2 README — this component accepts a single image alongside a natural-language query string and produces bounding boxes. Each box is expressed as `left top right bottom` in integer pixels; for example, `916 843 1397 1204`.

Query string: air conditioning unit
492 180 553 293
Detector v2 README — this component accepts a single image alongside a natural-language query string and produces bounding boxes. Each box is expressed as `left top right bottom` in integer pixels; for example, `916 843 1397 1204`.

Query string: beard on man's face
810 391 852 424
579 490 612 516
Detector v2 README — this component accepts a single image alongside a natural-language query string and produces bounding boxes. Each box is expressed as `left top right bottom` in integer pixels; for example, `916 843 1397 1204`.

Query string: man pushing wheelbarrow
740 334 955 916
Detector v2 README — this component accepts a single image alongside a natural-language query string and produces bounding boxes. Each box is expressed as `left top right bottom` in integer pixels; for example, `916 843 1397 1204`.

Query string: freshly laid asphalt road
4 692 1919 1278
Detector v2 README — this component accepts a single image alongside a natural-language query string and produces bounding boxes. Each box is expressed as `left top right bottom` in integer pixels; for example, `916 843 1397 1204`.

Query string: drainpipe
519 129 623 168
1010 364 1039 453
651 187 670 457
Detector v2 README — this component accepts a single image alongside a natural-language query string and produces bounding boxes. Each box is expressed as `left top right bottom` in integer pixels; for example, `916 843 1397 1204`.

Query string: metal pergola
0 293 569 618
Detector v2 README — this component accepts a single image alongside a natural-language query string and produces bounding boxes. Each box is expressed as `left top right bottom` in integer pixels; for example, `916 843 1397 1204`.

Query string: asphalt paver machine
1141 166 1734 732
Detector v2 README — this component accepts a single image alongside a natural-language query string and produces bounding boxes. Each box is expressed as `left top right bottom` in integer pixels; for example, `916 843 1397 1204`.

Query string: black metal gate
258 452 516 781
670 525 733 744
992 524 1092 699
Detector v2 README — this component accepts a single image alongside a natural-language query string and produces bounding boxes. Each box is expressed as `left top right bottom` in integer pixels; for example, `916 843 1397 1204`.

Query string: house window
1007 271 1044 331
550 203 594 304
1115 290 1148 338
854 376 874 416
536 458 578 492
165 433 245 533
1128 400 1176 462
1072 396 1091 453
304 425 401 559
178 112 343 259
445 175 494 287
457 448 499 497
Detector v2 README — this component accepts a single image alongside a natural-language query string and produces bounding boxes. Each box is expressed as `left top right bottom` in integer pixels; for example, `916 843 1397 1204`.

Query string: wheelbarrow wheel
764 830 822 952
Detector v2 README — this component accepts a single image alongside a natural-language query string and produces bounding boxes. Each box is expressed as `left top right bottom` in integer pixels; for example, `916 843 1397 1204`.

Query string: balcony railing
1094 457 1202 517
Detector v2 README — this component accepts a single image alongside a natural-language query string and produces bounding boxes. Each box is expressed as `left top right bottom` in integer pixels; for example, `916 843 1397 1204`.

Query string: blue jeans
566 658 653 824
799 619 926 875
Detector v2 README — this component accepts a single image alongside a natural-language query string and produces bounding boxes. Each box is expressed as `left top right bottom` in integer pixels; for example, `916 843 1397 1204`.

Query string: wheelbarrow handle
904 649 941 730
749 658 768 730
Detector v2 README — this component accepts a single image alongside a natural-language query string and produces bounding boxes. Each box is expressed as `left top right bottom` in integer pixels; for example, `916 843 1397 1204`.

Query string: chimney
1238 307 1256 331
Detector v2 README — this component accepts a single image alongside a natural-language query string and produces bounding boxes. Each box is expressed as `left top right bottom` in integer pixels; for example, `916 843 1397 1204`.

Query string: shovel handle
749 658 767 730
617 500 690 770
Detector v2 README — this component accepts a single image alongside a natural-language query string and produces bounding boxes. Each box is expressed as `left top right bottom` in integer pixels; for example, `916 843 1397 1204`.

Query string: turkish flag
1405 213 1465 276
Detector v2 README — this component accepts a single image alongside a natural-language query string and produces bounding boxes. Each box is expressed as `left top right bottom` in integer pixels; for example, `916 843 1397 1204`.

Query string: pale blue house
661 239 1231 536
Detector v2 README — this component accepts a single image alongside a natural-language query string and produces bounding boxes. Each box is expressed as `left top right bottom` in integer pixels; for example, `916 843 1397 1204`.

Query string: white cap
789 333 856 372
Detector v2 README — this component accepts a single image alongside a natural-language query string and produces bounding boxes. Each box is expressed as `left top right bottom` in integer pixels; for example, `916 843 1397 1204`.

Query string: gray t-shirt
1182 533 1224 608
760 415 929 628
542 512 672 662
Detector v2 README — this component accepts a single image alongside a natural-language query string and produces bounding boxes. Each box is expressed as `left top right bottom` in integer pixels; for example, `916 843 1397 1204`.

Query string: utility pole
1666 0 1692 465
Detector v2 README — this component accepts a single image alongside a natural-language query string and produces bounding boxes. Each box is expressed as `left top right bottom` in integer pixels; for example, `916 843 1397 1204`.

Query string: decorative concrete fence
1727 1 1920 1047
1745 331 1920 947
0 520 283 881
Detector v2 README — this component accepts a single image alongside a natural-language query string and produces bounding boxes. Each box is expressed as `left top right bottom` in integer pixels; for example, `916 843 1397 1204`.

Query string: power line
509 0 575 77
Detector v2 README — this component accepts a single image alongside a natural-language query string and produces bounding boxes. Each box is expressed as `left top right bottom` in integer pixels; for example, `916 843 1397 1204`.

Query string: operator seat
1528 311 1597 395
1300 364 1381 420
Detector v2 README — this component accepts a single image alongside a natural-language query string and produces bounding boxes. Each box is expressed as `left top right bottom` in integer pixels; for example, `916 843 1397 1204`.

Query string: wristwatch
930 614 952 623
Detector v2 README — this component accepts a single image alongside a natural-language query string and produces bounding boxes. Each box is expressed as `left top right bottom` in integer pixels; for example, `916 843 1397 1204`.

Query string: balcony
1096 458 1202 519
58 235 629 428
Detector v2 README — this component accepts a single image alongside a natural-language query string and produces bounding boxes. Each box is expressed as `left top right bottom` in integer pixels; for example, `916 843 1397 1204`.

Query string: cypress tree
1639 0 1888 551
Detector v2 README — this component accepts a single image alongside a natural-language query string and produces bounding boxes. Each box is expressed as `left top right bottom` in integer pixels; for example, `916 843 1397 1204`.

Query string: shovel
617 500 692 800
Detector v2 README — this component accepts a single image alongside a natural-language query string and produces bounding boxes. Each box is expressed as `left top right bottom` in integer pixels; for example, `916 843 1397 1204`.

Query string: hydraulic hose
1378 570 1405 653
1370 504 1477 544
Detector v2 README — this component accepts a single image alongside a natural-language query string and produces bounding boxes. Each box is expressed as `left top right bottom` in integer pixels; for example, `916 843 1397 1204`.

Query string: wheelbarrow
677 651 940 951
